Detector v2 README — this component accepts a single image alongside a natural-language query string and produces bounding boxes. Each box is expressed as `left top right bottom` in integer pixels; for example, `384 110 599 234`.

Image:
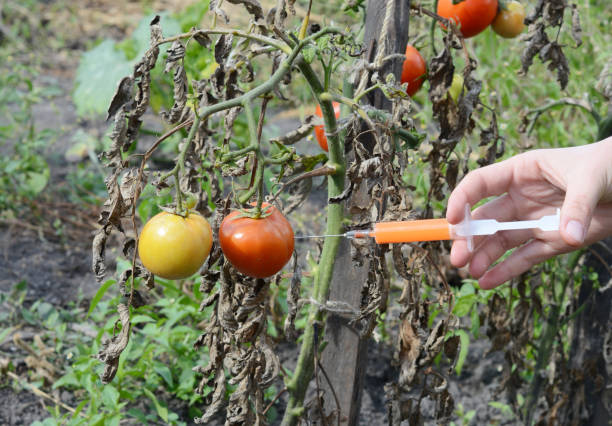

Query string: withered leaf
281 176 310 214
193 30 212 47
164 40 186 73
94 303 131 384
570 4 582 47
226 0 264 20
106 77 133 121
269 115 317 145
215 34 234 67
284 253 302 339
596 58 612 100
92 226 110 282
398 317 421 386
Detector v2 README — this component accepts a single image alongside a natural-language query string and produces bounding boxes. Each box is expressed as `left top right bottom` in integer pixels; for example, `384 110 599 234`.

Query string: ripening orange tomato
219 204 294 278
437 0 499 38
314 101 341 152
492 1 525 38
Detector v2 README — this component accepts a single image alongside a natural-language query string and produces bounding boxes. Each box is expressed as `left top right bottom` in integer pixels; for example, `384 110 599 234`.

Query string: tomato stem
282 61 348 426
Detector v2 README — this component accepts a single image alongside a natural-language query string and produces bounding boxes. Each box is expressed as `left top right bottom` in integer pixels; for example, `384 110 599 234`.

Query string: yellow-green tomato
138 211 212 279
449 74 464 103
492 1 526 38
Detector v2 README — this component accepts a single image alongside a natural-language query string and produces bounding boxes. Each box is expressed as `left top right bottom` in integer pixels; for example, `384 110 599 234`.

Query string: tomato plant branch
239 99 266 211
150 27 292 56
320 92 422 148
270 164 337 202
282 59 347 426
522 97 599 136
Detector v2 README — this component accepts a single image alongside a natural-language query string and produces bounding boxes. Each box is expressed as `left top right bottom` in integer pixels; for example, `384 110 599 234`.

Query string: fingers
560 174 603 246
478 239 558 289
449 194 519 268
468 229 532 278
447 156 521 224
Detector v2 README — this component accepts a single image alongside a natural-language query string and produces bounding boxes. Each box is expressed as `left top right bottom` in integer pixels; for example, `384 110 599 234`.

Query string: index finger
447 155 521 224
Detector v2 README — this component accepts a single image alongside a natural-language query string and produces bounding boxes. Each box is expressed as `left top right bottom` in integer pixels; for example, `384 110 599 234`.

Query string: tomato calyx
156 193 199 218
229 204 274 220
497 0 510 11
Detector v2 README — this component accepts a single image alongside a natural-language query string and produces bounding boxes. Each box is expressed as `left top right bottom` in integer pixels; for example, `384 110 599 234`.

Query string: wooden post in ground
319 1 410 424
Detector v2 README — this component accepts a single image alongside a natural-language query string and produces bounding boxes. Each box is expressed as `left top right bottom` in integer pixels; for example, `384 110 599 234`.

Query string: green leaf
154 362 174 388
72 400 89 420
53 372 80 389
106 414 120 426
126 408 148 423
458 281 475 296
131 314 155 325
101 384 120 408
73 13 183 117
452 294 475 317
143 387 169 423
73 39 132 117
24 169 49 195
87 280 116 318
21 307 37 325
302 45 316 64
0 326 15 345
453 330 470 376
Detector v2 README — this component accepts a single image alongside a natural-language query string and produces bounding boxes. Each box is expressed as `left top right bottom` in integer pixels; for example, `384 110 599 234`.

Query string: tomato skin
219 204 294 278
138 211 213 280
492 1 525 38
314 101 341 152
437 0 499 38
401 45 427 97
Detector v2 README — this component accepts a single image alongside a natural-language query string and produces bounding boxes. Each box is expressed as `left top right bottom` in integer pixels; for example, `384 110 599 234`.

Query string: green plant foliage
1 271 208 425
73 13 184 117
73 2 213 118
0 50 54 211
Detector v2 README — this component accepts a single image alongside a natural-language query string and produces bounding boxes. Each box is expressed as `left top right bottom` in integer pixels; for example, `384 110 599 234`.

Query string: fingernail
566 220 585 244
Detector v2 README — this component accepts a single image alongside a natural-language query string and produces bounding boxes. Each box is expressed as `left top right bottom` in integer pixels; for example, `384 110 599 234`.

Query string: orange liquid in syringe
372 219 451 244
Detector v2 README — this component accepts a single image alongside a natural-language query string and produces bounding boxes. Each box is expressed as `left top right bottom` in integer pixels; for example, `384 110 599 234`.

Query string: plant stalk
281 59 347 426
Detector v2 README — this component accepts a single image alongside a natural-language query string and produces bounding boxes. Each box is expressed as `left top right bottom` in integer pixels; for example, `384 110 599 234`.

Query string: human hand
447 137 612 289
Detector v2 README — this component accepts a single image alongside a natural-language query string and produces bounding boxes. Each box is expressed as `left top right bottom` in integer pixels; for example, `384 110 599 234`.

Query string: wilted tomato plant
90 1 582 424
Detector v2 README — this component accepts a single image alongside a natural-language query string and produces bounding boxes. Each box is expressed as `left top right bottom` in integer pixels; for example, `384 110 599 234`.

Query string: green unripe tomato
449 74 464 103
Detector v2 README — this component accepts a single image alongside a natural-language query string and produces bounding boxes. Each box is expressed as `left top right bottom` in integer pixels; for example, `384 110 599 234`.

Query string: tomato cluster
437 0 525 39
139 205 295 280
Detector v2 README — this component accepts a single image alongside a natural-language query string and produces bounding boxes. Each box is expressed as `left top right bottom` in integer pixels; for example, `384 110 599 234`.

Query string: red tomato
314 101 341 152
401 45 427 97
437 0 499 39
219 204 294 278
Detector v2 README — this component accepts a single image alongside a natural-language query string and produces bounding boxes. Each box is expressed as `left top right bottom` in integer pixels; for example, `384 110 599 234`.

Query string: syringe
296 205 560 251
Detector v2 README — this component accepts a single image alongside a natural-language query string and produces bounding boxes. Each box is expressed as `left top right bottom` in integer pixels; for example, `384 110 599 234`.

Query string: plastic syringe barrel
372 219 451 244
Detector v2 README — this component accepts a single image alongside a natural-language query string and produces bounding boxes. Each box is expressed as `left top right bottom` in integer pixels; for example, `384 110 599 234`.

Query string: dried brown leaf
226 0 264 21
94 303 131 384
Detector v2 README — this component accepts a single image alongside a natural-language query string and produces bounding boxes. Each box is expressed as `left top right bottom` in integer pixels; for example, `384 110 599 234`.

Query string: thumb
560 178 601 246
